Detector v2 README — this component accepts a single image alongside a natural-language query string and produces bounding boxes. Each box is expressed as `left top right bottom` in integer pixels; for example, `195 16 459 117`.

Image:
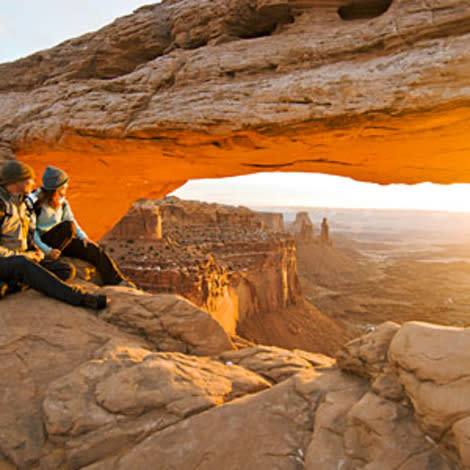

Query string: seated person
0 160 107 309
29 166 135 288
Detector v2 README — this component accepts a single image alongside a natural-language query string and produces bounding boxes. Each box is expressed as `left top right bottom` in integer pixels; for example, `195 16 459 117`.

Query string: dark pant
41 258 75 282
0 256 85 306
41 221 125 285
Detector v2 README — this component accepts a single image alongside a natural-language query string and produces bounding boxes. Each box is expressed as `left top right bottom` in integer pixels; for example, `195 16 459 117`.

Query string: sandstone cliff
102 197 345 353
0 0 468 238
0 288 468 470
287 211 316 243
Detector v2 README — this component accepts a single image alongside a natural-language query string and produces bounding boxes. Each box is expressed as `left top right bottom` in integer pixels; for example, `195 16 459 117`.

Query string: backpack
24 192 40 218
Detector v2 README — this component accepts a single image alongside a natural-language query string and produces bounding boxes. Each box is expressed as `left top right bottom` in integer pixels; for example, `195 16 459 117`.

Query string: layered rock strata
1 0 469 238
102 197 305 341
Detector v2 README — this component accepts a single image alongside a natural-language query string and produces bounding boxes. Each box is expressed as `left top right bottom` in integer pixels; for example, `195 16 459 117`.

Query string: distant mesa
287 211 315 244
102 197 345 354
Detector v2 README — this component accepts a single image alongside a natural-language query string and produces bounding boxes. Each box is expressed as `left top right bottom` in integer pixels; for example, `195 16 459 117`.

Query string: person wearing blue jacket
30 166 134 287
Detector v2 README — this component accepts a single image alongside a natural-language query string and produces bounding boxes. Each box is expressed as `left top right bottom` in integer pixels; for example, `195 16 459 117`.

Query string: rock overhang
0 0 469 238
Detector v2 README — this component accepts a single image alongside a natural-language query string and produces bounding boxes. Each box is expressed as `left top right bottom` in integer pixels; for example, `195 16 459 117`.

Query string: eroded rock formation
0 286 233 469
1 0 469 238
0 288 468 469
102 197 345 353
288 211 315 243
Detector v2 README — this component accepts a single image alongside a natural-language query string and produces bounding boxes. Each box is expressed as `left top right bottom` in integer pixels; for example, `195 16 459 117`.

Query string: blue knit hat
42 166 69 191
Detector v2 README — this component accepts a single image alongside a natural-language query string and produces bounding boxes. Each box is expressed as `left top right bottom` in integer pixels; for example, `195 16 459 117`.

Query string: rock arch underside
0 0 469 238
2 3 470 469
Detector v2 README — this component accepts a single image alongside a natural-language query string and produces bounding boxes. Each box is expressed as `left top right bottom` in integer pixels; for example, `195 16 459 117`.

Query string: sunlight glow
171 173 470 213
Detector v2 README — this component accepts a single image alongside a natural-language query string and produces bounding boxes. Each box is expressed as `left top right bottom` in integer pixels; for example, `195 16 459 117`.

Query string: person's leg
40 221 75 251
62 239 128 285
41 258 76 282
0 256 107 309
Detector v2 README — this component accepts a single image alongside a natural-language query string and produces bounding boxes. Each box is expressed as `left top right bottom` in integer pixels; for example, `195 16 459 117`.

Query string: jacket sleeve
25 209 47 256
33 229 52 255
0 200 19 257
62 200 88 240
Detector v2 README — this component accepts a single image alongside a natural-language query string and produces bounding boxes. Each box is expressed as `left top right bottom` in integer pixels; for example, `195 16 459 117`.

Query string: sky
171 173 470 213
0 1 149 63
2 1 470 213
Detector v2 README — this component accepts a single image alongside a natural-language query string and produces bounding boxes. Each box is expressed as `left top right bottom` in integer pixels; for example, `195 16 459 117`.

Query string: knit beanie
42 166 69 190
1 160 35 185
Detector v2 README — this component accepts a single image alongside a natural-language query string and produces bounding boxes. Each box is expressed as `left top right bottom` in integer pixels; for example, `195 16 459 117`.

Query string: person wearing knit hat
1 160 36 185
28 166 135 288
41 165 69 191
0 160 107 309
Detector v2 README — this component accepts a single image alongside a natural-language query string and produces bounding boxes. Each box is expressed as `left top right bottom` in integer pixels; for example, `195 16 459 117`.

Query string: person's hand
25 250 44 263
48 249 61 260
82 238 96 248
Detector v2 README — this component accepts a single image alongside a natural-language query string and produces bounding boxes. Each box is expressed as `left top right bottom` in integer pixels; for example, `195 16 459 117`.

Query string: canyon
102 197 346 354
0 0 469 468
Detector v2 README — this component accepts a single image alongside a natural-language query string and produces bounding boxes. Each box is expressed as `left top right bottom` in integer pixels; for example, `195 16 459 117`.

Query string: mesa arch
0 0 469 239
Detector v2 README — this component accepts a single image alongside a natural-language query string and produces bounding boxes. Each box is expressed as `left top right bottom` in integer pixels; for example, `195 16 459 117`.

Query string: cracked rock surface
0 284 468 469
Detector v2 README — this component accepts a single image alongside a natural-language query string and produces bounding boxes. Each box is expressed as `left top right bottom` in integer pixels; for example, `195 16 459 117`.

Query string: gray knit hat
42 166 69 190
1 160 35 185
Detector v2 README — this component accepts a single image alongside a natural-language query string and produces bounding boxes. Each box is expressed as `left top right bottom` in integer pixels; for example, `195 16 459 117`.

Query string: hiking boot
82 293 108 310
0 282 8 299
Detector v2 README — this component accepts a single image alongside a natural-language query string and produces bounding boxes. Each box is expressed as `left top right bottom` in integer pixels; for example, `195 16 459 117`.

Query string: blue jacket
28 190 87 255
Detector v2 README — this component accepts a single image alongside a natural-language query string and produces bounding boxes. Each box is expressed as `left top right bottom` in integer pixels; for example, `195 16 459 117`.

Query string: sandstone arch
0 0 469 238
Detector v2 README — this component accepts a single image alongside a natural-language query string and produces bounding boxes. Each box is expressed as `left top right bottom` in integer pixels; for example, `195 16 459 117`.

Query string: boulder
83 372 317 470
100 287 234 355
0 286 233 468
219 345 334 383
389 322 470 440
0 289 147 469
336 321 400 378
42 344 269 469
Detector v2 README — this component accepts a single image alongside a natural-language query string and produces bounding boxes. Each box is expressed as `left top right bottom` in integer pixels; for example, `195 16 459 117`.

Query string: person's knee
61 220 75 238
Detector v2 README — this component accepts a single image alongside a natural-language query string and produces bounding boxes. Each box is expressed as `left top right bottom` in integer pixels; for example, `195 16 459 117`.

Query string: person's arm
33 229 52 256
0 243 44 261
62 200 88 240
